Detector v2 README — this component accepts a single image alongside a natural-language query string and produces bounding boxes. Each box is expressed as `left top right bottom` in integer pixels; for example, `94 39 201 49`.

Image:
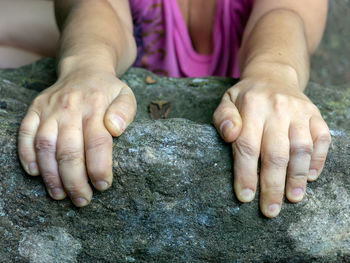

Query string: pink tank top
129 0 253 78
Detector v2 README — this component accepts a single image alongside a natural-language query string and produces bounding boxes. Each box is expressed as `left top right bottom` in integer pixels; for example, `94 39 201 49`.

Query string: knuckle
89 91 108 107
32 95 45 107
240 90 258 108
57 148 83 164
235 138 259 158
289 171 309 179
307 102 320 113
271 94 288 115
316 131 331 144
86 135 112 152
263 151 289 168
59 91 82 110
64 185 85 199
18 126 33 138
239 90 267 113
35 138 56 154
42 172 59 189
121 84 132 94
312 154 327 166
262 184 284 196
290 142 313 156
225 88 238 102
120 85 137 103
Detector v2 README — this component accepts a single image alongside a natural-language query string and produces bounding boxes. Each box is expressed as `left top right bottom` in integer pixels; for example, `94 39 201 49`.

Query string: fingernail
48 188 66 200
309 169 318 180
29 162 38 175
220 120 234 139
239 188 255 202
267 204 281 217
95 181 109 191
112 115 125 132
292 188 304 198
74 197 88 207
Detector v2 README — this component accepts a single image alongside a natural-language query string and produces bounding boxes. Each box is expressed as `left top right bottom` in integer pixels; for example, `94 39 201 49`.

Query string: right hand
18 69 137 207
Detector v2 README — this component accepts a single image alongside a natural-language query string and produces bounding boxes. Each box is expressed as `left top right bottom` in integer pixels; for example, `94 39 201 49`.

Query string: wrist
240 61 304 91
57 54 116 79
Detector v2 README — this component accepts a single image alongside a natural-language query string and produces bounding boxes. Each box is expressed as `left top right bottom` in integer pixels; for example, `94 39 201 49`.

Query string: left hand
212 76 331 218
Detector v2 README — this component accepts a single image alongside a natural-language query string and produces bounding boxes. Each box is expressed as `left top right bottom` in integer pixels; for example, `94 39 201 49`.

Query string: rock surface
311 0 350 86
0 59 349 262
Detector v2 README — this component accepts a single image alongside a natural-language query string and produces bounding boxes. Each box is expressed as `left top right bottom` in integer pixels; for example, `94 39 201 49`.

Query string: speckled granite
0 59 349 262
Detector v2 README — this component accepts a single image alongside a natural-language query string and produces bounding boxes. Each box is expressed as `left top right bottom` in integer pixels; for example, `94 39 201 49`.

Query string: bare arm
239 0 328 89
55 0 136 76
213 0 331 217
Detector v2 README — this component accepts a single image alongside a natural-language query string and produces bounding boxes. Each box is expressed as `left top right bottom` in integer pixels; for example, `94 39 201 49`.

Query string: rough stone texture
0 59 349 262
311 0 350 86
18 227 82 263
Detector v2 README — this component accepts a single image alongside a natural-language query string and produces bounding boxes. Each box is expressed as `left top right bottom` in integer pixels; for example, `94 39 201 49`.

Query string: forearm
55 0 136 78
238 9 314 90
213 3 330 219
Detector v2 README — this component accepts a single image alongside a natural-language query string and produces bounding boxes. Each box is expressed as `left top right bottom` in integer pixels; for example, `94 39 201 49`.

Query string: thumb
213 89 242 143
104 85 137 137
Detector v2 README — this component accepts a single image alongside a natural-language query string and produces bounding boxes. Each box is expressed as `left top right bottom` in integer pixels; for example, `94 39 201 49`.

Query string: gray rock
0 59 349 262
311 0 350 86
18 227 82 263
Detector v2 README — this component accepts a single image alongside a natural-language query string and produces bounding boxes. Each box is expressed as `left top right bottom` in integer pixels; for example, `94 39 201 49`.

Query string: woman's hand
213 75 331 218
18 69 136 207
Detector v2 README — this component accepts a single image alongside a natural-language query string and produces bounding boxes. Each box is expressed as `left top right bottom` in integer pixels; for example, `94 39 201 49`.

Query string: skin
0 0 59 68
16 0 331 217
213 0 330 217
19 0 137 206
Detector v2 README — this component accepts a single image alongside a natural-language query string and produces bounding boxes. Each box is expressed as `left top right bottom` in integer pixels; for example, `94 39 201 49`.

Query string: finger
260 121 290 218
308 116 331 181
56 120 92 207
104 85 137 137
18 109 40 175
233 117 263 203
35 118 66 200
84 114 113 191
213 88 242 142
286 121 313 202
